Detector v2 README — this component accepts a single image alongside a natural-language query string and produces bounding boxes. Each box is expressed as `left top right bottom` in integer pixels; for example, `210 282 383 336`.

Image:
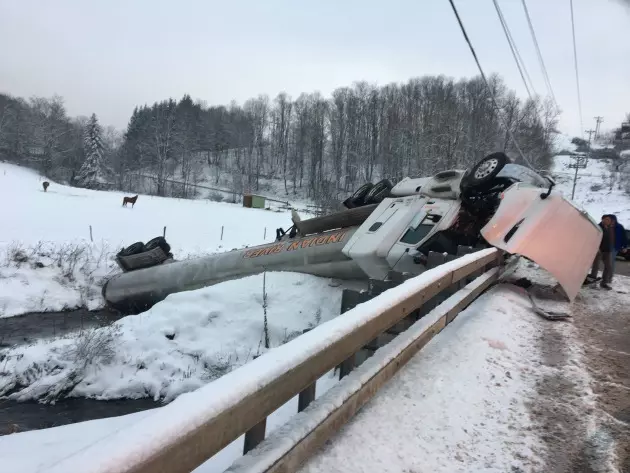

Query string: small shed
243 194 266 209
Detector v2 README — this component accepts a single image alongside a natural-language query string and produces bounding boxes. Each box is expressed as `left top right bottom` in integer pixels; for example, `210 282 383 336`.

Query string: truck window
400 215 435 245
417 230 459 256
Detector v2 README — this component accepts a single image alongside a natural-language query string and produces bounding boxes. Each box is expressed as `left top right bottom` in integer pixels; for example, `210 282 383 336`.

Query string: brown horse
122 195 138 208
42 181 49 192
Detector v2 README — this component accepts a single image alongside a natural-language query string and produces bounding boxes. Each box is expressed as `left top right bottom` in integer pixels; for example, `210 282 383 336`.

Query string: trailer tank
103 227 364 313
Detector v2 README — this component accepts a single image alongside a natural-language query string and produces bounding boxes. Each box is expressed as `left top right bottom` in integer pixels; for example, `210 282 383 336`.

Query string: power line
520 0 559 110
446 0 534 170
492 0 536 99
569 0 584 138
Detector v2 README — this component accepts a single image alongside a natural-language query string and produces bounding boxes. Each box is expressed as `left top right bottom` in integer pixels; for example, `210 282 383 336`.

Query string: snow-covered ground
0 272 344 402
552 154 630 224
0 162 291 317
2 270 598 473
0 162 353 404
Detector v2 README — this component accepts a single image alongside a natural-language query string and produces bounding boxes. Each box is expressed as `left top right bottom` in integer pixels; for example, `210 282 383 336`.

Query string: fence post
163 226 166 238
298 383 316 412
89 225 93 242
221 226 224 241
243 418 267 454
339 354 356 379
264 227 267 239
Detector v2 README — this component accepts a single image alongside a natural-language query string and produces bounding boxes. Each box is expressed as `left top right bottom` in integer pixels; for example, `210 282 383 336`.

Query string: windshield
400 215 435 245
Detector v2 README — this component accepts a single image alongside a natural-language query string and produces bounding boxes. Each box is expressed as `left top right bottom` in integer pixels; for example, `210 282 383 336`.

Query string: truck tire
461 152 509 191
365 179 392 204
118 242 145 257
344 182 374 208
144 237 171 254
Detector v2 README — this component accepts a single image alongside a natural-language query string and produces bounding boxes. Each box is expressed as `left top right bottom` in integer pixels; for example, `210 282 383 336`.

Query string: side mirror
540 177 555 200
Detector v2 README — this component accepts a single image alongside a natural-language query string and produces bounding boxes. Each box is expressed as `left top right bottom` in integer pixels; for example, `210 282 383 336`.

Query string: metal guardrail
47 249 502 473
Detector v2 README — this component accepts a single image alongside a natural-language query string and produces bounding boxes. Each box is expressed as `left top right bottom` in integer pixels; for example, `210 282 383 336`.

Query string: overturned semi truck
103 153 603 313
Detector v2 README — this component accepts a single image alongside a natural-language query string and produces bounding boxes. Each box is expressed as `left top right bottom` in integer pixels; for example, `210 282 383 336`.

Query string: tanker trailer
103 205 376 313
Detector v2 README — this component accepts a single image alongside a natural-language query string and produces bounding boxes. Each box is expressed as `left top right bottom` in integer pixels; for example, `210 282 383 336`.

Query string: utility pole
569 152 587 200
570 128 597 200
594 116 604 139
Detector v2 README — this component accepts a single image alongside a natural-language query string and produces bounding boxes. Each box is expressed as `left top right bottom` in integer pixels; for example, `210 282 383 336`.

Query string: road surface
300 265 630 473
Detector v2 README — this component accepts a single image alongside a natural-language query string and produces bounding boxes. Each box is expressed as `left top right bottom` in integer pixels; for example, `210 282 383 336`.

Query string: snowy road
300 283 546 473
300 270 630 473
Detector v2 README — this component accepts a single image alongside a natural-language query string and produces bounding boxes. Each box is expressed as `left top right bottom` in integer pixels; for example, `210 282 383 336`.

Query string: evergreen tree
76 113 110 189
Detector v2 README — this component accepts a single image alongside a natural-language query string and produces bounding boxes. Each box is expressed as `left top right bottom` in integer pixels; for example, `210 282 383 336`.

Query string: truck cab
341 195 466 279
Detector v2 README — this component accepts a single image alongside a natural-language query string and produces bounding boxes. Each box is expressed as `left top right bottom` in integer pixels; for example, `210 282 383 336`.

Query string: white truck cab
341 194 466 280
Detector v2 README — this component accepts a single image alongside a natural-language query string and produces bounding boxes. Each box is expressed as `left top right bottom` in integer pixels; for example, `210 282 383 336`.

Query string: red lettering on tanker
286 241 300 251
244 230 349 258
243 243 284 259
286 230 348 252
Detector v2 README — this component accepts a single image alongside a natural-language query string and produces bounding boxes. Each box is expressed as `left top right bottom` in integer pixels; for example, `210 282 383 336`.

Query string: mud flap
480 184 602 301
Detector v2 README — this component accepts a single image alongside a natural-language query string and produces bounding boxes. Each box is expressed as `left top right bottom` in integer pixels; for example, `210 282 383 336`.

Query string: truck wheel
144 236 171 254
118 242 145 257
368 186 391 204
461 152 509 191
365 179 392 204
345 182 374 208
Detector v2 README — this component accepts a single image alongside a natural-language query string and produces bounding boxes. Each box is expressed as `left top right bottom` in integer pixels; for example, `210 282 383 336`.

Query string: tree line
0 94 119 185
0 73 560 205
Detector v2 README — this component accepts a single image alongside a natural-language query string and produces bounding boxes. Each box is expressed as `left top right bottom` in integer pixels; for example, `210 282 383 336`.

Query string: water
0 307 125 348
0 307 154 436
0 397 160 435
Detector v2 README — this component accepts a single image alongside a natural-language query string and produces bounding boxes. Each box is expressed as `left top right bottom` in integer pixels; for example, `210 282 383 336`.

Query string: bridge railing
47 248 502 473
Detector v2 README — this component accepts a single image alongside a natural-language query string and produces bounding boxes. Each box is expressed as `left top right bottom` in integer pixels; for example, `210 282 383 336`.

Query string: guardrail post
339 355 355 379
298 383 316 412
243 418 267 454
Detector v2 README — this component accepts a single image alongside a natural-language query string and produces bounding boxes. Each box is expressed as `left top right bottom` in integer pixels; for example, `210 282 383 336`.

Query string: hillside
551 154 630 224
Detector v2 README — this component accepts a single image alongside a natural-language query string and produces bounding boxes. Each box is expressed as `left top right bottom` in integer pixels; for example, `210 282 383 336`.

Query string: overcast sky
1 0 628 137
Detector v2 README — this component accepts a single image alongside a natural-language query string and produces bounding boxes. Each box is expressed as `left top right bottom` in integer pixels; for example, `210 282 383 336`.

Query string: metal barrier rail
47 249 501 473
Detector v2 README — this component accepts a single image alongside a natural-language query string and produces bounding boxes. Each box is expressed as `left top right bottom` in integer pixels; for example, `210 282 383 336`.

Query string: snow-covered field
0 162 352 402
0 162 291 317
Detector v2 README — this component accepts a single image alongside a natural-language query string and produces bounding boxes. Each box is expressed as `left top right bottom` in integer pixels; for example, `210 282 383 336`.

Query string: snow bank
299 283 545 473
0 162 291 316
0 272 343 402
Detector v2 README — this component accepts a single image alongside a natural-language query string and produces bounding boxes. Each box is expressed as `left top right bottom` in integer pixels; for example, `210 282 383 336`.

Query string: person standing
588 215 615 290
610 214 628 277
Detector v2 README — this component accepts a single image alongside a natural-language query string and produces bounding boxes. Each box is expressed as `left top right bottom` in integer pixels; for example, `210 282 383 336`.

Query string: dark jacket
599 223 615 252
614 223 628 252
